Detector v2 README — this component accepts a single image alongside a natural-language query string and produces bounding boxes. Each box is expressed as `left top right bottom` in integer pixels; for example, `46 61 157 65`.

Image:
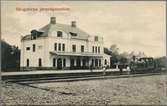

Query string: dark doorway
53 58 56 67
76 59 81 68
57 58 62 69
82 59 86 67
99 59 101 67
26 59 29 67
38 58 42 67
92 59 94 67
63 59 66 67
95 59 98 67
70 59 74 69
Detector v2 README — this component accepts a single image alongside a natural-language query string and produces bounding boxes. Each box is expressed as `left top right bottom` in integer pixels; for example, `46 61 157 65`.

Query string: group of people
90 63 108 75
89 63 131 75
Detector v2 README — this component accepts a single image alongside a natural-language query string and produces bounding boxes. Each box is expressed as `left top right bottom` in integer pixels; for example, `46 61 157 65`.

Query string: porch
50 51 103 70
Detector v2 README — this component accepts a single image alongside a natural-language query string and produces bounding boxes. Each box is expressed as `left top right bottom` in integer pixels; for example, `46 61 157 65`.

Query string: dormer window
57 31 63 37
31 30 43 40
95 36 98 41
31 30 37 40
70 32 77 36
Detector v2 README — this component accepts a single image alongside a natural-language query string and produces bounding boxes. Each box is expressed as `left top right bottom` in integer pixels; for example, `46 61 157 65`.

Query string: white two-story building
20 17 110 70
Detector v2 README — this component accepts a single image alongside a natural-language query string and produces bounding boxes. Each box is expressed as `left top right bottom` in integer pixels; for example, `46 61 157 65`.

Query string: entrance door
70 59 74 69
76 59 81 69
82 59 86 68
57 58 62 69
95 59 98 67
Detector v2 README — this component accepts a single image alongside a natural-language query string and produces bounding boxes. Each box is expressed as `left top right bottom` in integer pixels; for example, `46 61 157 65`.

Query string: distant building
20 17 111 70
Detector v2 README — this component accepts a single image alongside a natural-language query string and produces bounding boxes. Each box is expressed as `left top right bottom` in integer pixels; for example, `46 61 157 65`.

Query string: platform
1 69 126 76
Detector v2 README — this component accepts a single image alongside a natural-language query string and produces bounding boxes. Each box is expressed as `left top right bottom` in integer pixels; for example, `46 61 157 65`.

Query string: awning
50 51 103 57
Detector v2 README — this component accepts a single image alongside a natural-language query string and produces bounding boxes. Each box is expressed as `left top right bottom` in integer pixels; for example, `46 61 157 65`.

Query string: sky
1 1 166 57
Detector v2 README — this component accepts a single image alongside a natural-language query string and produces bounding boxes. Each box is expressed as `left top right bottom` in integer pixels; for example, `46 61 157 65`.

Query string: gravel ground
2 74 167 105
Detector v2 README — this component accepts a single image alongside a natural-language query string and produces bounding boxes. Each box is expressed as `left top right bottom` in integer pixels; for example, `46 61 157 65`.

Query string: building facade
20 17 110 70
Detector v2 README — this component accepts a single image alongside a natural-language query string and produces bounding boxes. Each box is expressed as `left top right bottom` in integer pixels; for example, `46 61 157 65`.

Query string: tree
1 40 20 71
108 44 148 69
109 44 120 67
119 56 128 64
110 44 119 55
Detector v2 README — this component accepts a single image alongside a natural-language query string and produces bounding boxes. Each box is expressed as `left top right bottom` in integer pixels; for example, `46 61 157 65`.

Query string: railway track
2 71 165 84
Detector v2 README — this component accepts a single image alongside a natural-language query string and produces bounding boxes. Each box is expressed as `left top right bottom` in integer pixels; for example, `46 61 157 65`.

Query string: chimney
71 21 76 27
50 17 56 24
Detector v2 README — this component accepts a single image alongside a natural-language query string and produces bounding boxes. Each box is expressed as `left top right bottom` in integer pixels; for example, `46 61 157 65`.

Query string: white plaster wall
88 41 104 54
21 33 105 68
20 40 24 67
48 36 90 53
103 54 111 66
20 38 47 67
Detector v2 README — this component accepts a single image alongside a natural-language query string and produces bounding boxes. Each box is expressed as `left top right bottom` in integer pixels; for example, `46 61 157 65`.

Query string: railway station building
20 17 111 70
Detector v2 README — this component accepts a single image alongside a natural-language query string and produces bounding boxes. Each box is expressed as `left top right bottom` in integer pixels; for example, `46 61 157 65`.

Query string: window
92 46 94 53
95 36 98 41
57 31 63 37
58 43 61 51
39 58 42 67
31 30 37 40
32 44 36 52
26 47 30 51
26 59 29 67
62 43 65 51
31 30 43 40
63 59 66 67
95 46 97 53
98 47 100 53
54 43 57 51
31 35 37 40
105 59 107 65
81 45 84 52
72 45 76 52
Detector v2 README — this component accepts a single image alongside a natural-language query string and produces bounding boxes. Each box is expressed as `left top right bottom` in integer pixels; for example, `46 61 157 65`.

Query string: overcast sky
1 1 166 57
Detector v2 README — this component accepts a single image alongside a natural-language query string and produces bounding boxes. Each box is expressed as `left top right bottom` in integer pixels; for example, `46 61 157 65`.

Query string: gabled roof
39 23 90 40
22 21 90 41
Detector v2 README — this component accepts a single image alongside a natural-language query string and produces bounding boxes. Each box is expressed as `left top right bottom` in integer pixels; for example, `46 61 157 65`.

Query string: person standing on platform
103 64 107 75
